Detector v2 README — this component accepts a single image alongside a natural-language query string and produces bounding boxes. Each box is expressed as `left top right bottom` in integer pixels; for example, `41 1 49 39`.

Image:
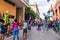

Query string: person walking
12 18 19 40
47 21 52 30
19 17 23 30
27 16 32 30
37 20 42 31
7 18 11 36
0 13 6 40
54 20 59 33
23 20 27 40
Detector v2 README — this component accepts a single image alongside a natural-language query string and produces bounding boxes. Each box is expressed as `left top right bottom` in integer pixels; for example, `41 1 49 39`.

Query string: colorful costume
4 13 8 24
13 22 19 38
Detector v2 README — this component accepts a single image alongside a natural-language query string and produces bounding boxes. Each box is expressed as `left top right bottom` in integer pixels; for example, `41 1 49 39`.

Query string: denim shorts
13 29 19 38
0 30 5 34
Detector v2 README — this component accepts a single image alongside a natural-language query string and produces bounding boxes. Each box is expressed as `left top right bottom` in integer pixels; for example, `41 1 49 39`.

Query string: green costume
4 12 8 24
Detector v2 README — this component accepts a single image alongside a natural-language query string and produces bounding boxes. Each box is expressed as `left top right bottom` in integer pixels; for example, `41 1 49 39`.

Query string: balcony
7 0 29 8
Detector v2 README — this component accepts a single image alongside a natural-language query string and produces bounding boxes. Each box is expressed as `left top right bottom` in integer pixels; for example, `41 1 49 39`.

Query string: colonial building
29 2 40 19
52 0 60 21
0 0 29 22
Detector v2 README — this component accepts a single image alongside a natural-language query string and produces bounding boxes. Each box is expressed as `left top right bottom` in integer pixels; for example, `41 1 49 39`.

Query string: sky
29 0 54 19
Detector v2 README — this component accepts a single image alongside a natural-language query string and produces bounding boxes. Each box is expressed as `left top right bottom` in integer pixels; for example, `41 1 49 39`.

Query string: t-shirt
0 24 5 33
8 25 10 30
8 19 10 23
13 22 19 29
23 22 27 29
55 21 59 27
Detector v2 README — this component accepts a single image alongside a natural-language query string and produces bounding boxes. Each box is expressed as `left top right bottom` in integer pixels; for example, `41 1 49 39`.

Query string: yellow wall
0 0 16 17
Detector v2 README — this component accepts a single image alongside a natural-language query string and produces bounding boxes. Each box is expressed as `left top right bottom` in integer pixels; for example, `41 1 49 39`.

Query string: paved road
27 26 60 40
4 26 60 40
4 30 23 40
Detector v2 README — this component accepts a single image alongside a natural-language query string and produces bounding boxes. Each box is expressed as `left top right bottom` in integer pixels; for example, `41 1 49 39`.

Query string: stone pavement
27 27 60 40
4 30 23 40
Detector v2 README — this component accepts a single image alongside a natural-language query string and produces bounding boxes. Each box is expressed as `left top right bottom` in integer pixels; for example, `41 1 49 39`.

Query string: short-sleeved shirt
23 22 27 29
55 21 59 27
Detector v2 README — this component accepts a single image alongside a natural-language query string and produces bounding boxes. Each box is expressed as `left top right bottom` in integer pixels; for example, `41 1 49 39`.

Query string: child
0 19 5 40
54 21 59 33
23 21 27 40
48 22 52 29
7 23 11 36
12 18 19 40
37 21 41 31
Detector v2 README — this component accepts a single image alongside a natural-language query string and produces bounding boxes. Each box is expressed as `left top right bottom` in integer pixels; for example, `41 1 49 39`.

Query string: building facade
0 0 29 22
51 0 60 21
29 2 40 19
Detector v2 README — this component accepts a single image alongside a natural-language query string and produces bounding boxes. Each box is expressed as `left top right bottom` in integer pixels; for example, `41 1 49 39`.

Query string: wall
0 0 16 17
16 7 25 21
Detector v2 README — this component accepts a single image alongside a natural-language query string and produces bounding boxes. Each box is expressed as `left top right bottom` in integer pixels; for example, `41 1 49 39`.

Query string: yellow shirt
8 25 10 30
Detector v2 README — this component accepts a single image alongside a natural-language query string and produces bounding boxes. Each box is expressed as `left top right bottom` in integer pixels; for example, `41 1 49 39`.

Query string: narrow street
4 30 23 40
27 26 60 40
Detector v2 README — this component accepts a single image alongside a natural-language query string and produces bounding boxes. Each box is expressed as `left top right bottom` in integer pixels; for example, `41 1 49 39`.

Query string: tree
25 7 36 21
40 17 42 22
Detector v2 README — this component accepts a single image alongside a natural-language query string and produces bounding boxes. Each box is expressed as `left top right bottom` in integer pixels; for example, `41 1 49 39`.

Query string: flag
47 0 50 2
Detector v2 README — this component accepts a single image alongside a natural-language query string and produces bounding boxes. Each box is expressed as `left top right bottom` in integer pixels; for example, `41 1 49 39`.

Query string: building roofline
21 0 29 7
7 0 29 7
52 0 60 10
30 3 40 17
29 3 39 13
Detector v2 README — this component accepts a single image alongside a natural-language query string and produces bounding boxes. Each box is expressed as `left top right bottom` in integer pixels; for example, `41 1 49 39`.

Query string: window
4 0 15 6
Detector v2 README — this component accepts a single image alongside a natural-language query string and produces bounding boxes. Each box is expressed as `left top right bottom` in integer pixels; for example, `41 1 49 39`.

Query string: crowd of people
0 12 23 40
0 12 60 40
36 19 60 33
0 12 33 40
